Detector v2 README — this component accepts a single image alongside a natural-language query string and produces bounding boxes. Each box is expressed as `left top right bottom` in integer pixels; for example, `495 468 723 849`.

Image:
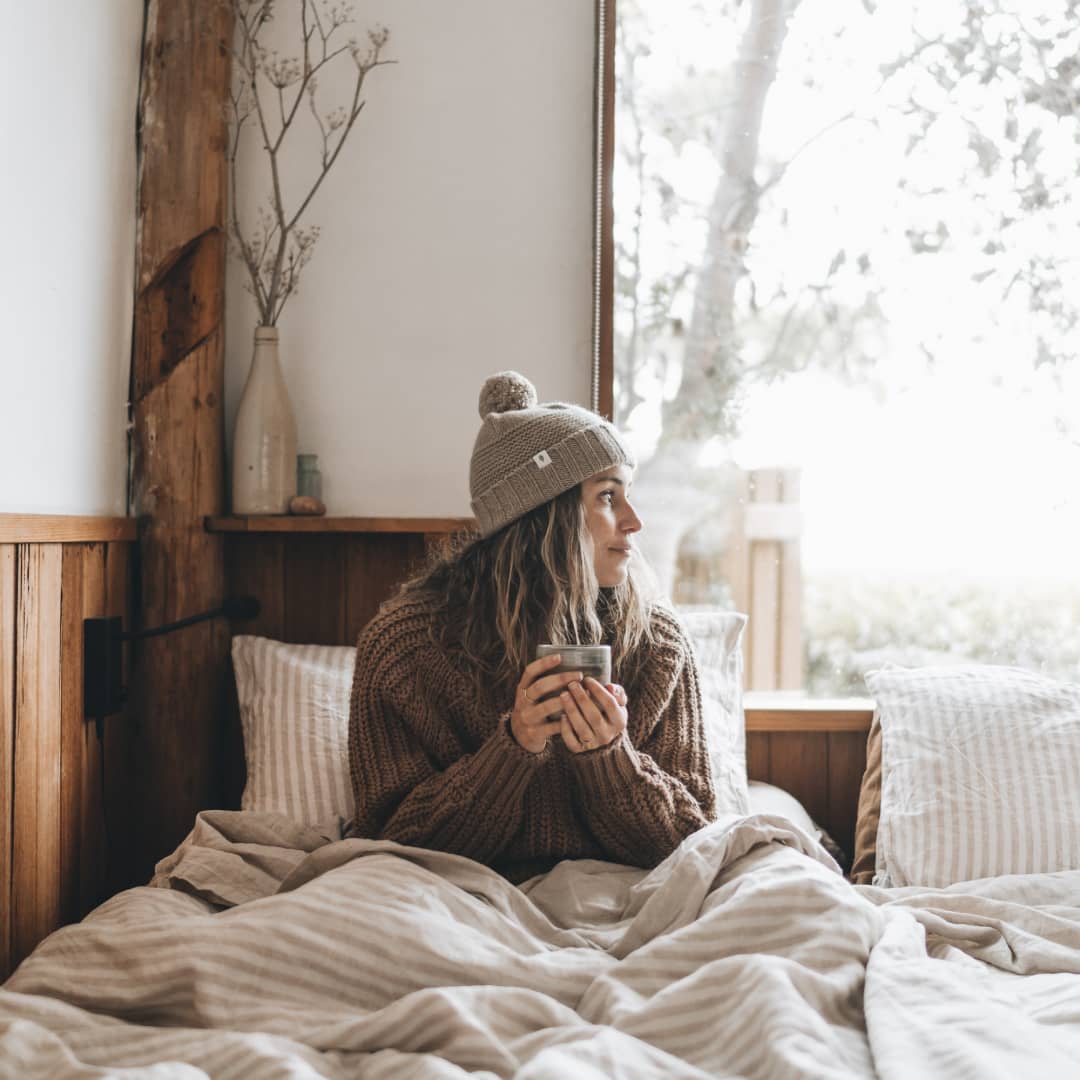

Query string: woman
348 371 716 882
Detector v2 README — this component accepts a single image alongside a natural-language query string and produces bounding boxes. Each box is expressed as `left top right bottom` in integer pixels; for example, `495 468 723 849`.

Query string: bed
2 626 1080 1077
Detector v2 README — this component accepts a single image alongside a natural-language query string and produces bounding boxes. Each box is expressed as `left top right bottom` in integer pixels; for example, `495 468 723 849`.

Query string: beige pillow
232 635 356 826
749 780 848 868
850 712 881 884
679 609 750 816
867 664 1080 887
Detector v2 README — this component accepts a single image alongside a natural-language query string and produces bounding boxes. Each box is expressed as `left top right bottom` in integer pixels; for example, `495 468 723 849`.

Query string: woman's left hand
560 678 628 753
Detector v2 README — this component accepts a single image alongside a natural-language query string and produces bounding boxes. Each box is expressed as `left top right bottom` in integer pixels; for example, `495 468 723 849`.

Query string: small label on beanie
532 450 553 469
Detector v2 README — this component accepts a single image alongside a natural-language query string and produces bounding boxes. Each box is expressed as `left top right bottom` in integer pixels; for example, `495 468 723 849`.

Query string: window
613 0 1080 695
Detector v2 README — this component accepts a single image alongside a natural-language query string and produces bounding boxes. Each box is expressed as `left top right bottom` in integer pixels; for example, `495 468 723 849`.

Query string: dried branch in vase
222 0 393 326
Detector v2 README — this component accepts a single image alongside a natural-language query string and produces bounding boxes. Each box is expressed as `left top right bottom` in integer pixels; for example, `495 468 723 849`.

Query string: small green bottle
296 454 322 500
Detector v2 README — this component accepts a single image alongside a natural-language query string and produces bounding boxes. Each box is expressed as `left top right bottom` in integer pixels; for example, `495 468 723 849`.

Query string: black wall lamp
83 596 260 729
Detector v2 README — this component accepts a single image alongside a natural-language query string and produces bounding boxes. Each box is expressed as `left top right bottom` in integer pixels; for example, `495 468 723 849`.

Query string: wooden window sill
744 692 873 733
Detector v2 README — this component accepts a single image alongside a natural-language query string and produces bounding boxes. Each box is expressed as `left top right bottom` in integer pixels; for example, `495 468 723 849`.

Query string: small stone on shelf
289 495 326 516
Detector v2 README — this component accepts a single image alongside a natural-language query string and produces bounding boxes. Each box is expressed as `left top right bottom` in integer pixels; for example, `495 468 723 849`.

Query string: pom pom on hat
478 371 538 419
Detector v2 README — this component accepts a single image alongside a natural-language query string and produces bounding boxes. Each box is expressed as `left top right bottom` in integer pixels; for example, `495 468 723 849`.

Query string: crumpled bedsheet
2 809 1079 1078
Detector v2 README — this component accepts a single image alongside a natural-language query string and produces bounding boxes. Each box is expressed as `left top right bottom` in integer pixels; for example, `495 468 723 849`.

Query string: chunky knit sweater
347 590 717 882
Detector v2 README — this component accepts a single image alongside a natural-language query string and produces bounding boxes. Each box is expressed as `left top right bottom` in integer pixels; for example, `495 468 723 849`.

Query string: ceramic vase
231 326 298 514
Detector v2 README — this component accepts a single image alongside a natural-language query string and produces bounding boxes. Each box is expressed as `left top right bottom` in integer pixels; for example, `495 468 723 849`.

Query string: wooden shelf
744 693 874 733
0 515 138 544
205 515 476 534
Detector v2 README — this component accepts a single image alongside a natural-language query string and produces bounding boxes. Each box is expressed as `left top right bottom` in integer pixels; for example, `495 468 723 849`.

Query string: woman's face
581 465 643 587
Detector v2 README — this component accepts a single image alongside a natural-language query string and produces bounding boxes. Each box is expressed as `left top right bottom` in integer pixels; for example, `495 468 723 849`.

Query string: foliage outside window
614 0 1080 695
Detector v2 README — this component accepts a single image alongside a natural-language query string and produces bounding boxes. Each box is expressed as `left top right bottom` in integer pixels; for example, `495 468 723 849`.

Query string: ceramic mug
535 644 612 717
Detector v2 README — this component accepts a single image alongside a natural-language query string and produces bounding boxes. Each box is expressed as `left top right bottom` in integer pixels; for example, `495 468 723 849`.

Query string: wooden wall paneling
344 534 427 645
59 545 86 926
0 545 15 978
227 536 287 642
745 731 770 782
827 731 867 864
58 543 110 920
104 541 135 895
78 545 108 915
12 545 63 968
284 536 347 645
766 731 829 828
343 535 378 645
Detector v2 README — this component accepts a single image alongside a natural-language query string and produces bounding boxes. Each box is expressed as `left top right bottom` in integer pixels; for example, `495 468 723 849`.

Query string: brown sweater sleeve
568 611 717 867
347 603 546 863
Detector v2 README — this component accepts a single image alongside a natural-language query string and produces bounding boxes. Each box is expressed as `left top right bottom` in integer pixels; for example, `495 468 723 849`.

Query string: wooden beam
128 0 233 882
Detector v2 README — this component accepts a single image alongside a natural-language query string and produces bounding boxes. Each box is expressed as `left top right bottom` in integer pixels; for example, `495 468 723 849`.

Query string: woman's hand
511 653 585 754
560 679 628 753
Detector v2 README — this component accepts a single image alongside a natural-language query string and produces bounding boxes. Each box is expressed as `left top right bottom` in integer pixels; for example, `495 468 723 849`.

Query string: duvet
1 810 1079 1078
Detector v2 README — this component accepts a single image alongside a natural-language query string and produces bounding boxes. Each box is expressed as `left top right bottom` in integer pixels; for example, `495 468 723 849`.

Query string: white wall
0 2 142 516
225 0 596 517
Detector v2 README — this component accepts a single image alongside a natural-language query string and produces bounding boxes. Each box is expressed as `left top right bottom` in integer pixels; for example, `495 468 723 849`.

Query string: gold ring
523 687 538 704
581 738 592 748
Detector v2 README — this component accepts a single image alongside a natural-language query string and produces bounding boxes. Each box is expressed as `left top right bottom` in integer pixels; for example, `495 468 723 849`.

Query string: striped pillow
232 635 356 827
679 609 750 816
867 664 1080 888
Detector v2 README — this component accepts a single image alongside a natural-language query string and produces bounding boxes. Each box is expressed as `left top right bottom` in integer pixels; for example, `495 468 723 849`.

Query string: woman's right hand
510 653 583 754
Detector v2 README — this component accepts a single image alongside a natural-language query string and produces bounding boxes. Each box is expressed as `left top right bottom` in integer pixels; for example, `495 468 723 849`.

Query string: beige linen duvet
1 810 1079 1078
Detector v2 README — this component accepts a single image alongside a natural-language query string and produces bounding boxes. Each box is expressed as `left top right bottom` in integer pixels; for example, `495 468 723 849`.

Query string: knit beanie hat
469 371 635 538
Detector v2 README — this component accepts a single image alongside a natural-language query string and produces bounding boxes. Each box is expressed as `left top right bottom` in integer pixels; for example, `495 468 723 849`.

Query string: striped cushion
867 664 1080 887
680 609 750 816
232 635 356 826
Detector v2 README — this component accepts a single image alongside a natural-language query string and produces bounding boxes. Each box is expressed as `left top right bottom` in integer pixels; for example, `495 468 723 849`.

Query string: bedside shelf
205 516 476 534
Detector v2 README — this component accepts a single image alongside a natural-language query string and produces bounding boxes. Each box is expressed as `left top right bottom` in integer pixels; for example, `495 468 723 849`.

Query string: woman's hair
402 485 658 702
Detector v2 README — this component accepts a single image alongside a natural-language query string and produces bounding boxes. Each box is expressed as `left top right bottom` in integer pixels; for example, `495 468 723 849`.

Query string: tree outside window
615 0 1080 694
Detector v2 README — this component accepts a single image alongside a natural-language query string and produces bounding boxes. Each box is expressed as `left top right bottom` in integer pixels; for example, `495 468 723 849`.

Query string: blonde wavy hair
402 485 658 703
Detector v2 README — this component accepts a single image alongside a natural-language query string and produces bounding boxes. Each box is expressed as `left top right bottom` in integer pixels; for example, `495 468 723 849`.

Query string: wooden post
128 0 233 883
776 468 803 690
720 467 803 691
749 470 781 689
